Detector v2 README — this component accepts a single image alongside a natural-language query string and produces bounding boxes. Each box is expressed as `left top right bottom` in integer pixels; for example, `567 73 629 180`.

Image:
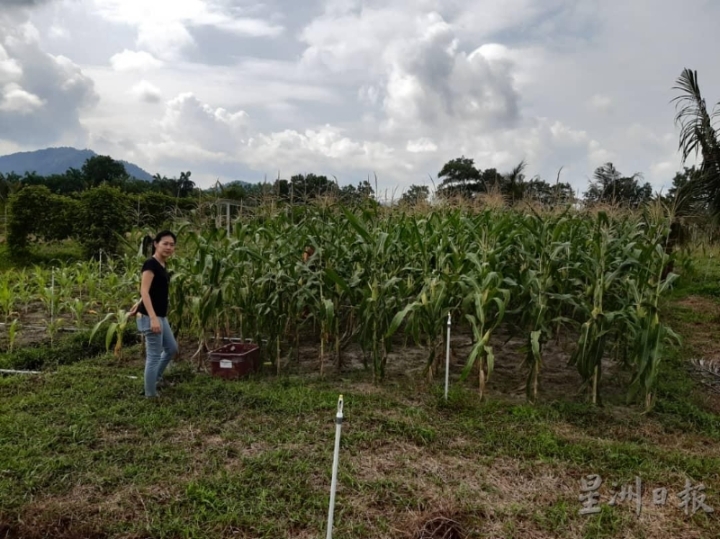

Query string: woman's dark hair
151 230 176 254
154 230 176 243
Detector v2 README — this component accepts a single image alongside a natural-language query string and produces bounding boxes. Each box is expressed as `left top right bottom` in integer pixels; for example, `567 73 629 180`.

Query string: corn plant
66 298 93 329
458 248 512 399
7 318 19 353
625 205 682 409
343 207 405 381
90 309 136 356
514 212 573 402
0 274 16 323
172 227 238 367
569 212 634 404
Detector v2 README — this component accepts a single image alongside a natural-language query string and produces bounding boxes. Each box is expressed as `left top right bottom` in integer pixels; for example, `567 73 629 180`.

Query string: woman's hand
150 316 161 333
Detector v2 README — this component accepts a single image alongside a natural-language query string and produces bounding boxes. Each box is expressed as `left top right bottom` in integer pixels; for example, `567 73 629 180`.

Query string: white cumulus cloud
0 12 97 145
92 0 283 60
110 49 163 72
0 83 44 113
129 80 162 103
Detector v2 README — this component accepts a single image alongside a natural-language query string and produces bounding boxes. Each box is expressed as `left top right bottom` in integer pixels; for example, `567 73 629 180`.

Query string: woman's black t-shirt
138 257 170 317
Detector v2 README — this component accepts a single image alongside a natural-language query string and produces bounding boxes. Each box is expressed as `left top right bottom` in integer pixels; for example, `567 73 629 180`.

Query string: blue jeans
137 315 178 397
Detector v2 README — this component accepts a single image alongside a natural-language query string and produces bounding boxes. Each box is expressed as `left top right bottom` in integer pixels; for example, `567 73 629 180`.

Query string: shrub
77 185 132 258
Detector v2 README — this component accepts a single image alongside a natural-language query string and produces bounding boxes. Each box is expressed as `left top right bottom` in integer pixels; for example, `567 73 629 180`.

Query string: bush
7 185 51 254
77 185 132 258
7 186 78 256
137 192 179 228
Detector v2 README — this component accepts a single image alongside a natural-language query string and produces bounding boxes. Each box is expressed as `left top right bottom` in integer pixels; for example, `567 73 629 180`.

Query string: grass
0 250 719 538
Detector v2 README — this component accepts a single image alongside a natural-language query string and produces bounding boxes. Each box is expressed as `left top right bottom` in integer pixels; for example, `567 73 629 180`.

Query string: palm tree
672 68 720 216
504 160 527 205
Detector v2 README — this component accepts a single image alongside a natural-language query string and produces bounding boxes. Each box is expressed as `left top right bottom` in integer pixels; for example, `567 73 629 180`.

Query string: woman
135 230 178 397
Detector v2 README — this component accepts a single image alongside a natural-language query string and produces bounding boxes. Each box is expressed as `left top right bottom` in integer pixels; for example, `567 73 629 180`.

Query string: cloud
0 45 23 84
407 138 438 153
7 0 718 196
131 92 405 187
129 80 162 103
383 33 521 138
0 83 45 113
2 0 54 6
589 94 612 113
48 25 69 39
301 7 521 143
145 92 249 157
0 14 97 145
92 0 284 60
110 49 163 71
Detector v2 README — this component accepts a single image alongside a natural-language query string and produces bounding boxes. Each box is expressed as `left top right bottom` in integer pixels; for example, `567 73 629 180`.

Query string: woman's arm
140 269 161 333
127 298 142 316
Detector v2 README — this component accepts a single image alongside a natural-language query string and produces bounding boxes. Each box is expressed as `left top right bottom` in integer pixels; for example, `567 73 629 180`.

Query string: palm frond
671 69 711 162
672 68 720 217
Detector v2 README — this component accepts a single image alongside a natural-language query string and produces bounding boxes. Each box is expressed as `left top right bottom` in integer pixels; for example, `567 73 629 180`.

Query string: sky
0 0 718 198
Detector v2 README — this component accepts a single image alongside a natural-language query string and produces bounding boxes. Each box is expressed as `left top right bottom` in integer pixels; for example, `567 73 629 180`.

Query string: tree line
0 155 197 200
2 64 717 266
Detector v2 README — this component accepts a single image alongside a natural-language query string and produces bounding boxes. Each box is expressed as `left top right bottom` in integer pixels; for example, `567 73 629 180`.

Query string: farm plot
164 203 678 408
0 202 679 408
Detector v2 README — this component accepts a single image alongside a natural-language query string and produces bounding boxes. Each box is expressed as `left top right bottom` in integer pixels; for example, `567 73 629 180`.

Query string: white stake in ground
50 268 55 326
445 312 451 401
326 394 344 539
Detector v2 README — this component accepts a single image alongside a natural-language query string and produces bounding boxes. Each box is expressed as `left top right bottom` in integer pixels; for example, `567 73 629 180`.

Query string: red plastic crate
208 342 261 379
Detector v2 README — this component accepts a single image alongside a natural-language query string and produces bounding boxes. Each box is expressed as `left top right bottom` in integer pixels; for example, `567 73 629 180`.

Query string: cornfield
1 201 680 409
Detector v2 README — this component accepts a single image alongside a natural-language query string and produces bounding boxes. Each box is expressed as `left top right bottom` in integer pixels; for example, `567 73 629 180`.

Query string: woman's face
155 235 176 258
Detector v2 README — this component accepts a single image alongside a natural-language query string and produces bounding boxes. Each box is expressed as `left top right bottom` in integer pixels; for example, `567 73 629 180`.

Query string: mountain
0 147 154 182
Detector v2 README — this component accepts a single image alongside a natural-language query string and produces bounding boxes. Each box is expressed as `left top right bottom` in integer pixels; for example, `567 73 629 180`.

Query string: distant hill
0 147 154 182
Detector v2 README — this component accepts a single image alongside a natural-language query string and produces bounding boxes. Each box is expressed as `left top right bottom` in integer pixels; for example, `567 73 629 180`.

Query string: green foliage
20 168 86 194
46 194 80 242
7 185 51 254
436 156 484 197
338 180 375 206
6 186 78 256
583 163 653 208
672 68 720 217
134 192 196 228
399 184 430 206
0 330 138 370
76 185 132 258
150 171 196 197
523 178 575 206
81 155 128 187
436 156 575 206
288 173 335 201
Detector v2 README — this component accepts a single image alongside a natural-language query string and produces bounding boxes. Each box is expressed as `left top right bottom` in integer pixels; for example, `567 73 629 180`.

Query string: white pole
0 369 42 375
445 312 451 401
50 268 55 325
326 394 344 539
226 202 230 236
